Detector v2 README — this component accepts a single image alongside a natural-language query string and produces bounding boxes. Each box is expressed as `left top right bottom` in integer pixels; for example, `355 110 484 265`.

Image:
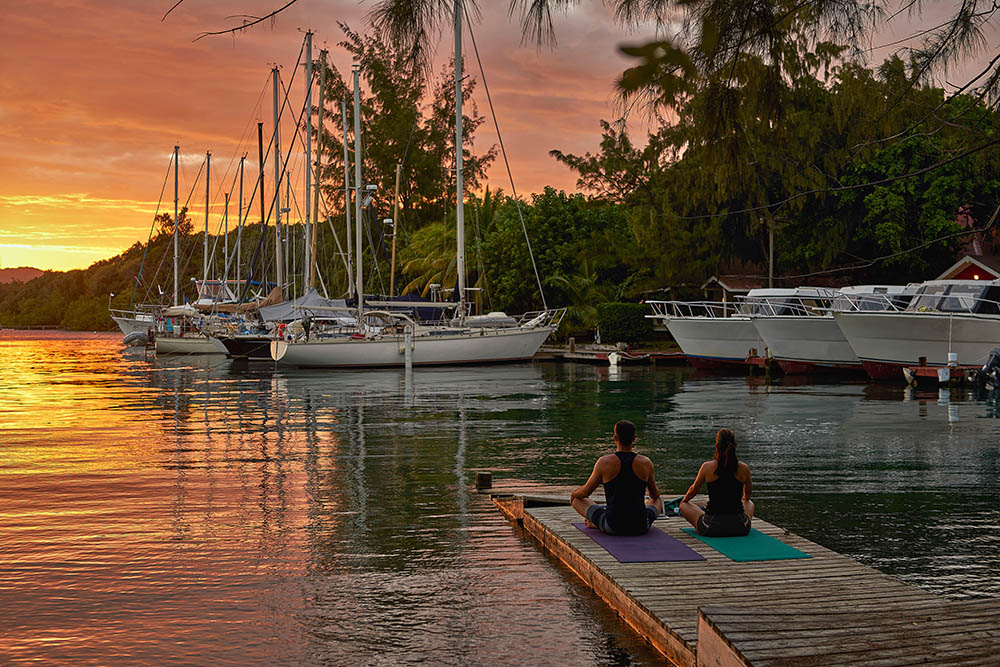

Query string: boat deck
493 494 1000 666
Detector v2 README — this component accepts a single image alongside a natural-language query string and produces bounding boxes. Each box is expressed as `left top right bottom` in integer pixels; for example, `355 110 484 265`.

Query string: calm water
2 331 999 665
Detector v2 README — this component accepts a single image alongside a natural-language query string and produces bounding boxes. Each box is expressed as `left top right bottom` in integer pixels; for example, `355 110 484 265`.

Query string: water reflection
1 332 999 664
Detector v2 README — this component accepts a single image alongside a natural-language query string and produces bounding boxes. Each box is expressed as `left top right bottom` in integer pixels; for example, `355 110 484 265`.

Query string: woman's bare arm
681 462 708 503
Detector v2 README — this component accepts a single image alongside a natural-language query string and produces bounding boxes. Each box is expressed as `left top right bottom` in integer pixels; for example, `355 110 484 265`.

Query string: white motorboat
834 280 1000 380
646 288 797 368
750 286 914 374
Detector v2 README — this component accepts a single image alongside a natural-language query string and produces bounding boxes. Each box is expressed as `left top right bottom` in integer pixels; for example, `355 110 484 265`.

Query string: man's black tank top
603 452 648 535
706 465 744 515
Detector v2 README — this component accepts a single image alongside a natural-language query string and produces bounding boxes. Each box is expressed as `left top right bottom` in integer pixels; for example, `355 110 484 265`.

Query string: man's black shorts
586 504 657 536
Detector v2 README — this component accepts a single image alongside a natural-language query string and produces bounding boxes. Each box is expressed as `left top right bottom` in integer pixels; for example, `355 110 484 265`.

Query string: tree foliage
311 25 496 297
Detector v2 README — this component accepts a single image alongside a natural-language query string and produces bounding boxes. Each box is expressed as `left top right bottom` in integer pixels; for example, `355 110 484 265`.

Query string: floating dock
535 343 687 365
493 492 1000 666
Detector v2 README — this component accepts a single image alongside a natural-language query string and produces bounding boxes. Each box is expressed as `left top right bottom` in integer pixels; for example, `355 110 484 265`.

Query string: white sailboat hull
155 334 223 355
834 311 1000 379
272 327 554 368
112 313 154 337
665 317 762 368
751 316 862 373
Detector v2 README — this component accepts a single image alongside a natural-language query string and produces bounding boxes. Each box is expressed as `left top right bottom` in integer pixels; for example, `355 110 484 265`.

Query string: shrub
595 302 653 344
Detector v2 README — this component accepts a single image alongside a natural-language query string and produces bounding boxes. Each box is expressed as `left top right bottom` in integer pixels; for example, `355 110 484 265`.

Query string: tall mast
285 176 291 290
352 65 364 316
204 150 211 284
342 99 354 295
304 31 313 292
309 48 327 291
454 0 466 315
173 145 179 306
272 66 284 296
223 192 229 285
237 156 244 289
257 123 266 291
390 163 401 296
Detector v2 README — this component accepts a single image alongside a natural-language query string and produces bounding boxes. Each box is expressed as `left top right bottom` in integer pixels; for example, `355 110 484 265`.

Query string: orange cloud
2 1 993 271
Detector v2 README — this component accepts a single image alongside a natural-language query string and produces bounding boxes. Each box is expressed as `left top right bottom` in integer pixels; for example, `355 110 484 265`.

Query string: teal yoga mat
681 527 812 562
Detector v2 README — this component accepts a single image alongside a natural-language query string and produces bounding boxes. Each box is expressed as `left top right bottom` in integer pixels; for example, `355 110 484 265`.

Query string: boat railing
518 308 567 329
905 293 1000 315
828 293 911 313
645 300 744 318
742 296 834 317
109 307 157 320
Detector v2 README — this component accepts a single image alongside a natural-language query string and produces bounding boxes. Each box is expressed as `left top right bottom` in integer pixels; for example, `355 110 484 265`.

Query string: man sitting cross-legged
571 420 663 536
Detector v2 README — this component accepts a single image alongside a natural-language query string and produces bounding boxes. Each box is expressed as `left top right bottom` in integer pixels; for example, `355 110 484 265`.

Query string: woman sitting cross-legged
679 428 754 537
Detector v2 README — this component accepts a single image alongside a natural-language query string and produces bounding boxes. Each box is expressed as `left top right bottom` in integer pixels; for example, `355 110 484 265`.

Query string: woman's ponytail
715 428 738 476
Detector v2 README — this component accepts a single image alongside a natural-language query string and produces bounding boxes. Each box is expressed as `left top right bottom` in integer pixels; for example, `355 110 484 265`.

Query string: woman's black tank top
706 466 744 515
603 452 647 534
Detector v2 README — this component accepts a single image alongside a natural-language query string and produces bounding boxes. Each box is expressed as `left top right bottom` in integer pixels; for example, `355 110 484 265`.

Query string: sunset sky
1 1 993 271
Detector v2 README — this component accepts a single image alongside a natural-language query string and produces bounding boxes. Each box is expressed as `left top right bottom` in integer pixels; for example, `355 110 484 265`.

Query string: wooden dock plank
500 498 999 666
699 599 1000 666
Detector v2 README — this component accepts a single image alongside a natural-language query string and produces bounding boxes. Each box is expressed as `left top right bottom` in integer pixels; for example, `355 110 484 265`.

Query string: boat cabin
907 280 1000 315
831 285 917 312
739 287 837 316
193 279 238 306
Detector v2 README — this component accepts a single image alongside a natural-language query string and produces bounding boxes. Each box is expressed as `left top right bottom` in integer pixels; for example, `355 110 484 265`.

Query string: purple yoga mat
572 523 706 563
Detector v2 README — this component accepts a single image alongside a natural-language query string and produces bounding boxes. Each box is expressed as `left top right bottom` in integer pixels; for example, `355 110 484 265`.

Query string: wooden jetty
535 342 687 366
493 491 1000 666
902 363 979 387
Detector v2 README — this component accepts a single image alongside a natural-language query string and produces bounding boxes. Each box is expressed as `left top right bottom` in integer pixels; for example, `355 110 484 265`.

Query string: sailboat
271 3 564 368
153 147 226 355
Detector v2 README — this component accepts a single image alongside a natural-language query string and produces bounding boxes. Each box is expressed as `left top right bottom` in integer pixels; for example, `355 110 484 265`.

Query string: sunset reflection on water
0 332 661 665
2 331 998 664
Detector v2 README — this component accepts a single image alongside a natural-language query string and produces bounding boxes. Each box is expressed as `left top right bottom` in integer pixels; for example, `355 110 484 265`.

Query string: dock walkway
494 496 1000 666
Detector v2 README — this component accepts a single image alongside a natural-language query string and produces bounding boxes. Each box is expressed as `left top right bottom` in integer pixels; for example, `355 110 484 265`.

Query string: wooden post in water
475 472 492 490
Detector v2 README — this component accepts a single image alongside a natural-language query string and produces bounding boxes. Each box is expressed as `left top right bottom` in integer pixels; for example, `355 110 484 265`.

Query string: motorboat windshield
907 281 1000 315
830 285 917 312
739 288 837 316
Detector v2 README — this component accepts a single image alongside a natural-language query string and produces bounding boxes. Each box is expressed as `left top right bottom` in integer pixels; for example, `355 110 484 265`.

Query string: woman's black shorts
696 512 751 537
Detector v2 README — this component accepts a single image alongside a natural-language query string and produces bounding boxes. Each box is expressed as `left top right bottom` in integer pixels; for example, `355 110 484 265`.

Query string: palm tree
545 258 614 335
397 189 499 305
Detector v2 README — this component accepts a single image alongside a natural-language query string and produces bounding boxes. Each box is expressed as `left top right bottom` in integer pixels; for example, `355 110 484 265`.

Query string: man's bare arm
647 470 661 500
571 459 604 500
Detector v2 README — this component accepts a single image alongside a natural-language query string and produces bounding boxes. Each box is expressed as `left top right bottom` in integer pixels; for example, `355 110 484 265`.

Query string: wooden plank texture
498 498 999 667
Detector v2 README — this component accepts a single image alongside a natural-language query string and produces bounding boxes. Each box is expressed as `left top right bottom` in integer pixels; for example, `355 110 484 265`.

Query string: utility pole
769 222 774 288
